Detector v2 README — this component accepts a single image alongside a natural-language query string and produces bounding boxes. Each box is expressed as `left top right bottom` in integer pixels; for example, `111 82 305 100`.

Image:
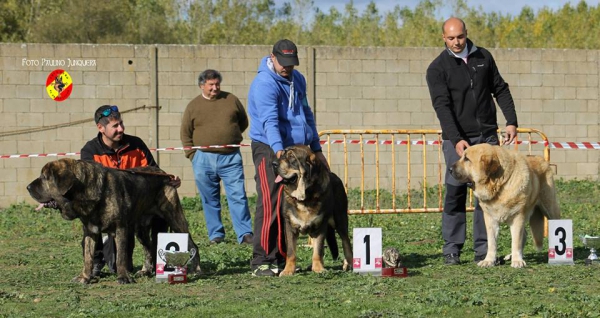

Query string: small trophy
580 235 600 265
380 247 408 277
158 248 197 284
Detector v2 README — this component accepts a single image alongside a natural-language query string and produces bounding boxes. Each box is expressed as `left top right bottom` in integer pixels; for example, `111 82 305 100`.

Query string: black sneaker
269 262 287 274
473 254 486 263
210 237 224 245
444 253 461 265
252 264 276 277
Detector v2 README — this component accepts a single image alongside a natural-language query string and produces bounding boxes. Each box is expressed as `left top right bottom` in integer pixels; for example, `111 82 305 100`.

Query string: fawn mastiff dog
27 158 201 284
273 145 352 276
450 143 561 268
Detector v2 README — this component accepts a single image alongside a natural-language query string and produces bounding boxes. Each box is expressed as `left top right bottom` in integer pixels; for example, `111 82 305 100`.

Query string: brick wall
0 43 598 207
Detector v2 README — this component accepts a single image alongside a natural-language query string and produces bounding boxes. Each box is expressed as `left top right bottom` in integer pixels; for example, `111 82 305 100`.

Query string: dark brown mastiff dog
27 158 201 284
273 145 352 276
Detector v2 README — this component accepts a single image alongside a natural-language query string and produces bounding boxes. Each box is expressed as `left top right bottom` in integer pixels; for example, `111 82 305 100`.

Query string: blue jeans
192 150 252 243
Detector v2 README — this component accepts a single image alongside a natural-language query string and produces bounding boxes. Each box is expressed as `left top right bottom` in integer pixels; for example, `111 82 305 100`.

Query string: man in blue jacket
426 17 518 265
247 39 329 276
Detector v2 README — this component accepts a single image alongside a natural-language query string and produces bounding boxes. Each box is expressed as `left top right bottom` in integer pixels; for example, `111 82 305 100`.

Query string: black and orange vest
80 133 157 169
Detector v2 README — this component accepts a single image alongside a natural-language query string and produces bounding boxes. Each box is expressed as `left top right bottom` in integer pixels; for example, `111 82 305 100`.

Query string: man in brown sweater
181 69 253 245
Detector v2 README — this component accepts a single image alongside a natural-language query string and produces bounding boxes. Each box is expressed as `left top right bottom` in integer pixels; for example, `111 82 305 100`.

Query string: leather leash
113 168 174 179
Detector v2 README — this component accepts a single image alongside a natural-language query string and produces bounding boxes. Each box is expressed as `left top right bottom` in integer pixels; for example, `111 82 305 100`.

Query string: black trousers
250 141 286 267
441 134 499 257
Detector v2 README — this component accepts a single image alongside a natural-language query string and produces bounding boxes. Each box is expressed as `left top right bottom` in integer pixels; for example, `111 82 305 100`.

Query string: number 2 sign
353 228 382 275
548 219 574 265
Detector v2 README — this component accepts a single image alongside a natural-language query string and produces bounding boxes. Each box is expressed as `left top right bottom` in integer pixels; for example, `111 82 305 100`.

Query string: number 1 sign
353 228 382 275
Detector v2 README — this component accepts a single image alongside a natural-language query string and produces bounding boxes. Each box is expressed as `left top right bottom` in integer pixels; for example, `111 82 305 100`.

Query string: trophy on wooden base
158 248 197 284
380 247 408 277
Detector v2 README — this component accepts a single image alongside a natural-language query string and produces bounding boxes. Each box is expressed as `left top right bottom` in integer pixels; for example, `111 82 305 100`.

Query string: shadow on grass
524 246 590 265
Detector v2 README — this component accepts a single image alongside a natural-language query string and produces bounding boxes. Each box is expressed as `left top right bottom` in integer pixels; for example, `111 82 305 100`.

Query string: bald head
442 17 467 54
442 17 466 34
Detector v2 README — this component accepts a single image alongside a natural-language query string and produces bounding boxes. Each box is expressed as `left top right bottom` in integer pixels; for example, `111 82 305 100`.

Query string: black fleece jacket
426 39 518 146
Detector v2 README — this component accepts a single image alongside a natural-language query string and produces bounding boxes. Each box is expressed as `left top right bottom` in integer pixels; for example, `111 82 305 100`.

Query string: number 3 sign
548 219 574 265
353 228 382 275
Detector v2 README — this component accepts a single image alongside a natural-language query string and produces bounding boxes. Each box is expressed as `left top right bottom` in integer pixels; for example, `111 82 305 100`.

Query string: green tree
2 0 600 49
0 0 31 42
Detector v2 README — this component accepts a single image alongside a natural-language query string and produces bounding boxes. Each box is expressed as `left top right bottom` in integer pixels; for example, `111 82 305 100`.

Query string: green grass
1 179 600 317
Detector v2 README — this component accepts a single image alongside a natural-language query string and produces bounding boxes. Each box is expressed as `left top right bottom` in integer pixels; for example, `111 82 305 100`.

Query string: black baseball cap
272 39 299 67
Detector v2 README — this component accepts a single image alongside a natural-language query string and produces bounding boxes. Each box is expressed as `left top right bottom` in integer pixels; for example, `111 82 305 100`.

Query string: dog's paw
71 275 94 284
342 260 350 271
279 269 295 276
311 264 326 273
117 275 134 284
134 269 153 278
510 259 527 268
477 259 497 267
188 264 202 275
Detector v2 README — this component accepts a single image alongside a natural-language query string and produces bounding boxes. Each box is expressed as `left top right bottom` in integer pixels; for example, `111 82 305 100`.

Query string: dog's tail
326 225 339 260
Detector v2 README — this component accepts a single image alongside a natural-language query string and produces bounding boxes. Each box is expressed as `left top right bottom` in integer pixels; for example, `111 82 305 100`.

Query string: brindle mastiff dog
273 145 352 276
27 158 201 284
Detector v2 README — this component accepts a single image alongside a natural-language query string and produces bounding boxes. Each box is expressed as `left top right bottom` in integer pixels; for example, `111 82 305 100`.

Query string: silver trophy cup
580 235 600 265
158 248 197 273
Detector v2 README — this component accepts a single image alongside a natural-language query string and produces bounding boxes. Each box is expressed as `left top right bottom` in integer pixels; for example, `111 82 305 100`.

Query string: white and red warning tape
2 140 600 159
321 140 600 149
0 145 249 159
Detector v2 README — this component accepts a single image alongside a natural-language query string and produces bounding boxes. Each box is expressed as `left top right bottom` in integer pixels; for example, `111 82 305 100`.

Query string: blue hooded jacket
248 56 321 154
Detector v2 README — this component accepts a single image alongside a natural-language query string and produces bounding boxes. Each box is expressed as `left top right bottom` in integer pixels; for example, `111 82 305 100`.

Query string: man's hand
315 151 330 172
276 150 284 158
169 176 181 188
455 140 470 157
504 125 517 145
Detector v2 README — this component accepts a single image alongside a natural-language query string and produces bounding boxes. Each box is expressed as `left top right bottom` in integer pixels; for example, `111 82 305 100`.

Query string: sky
274 0 600 18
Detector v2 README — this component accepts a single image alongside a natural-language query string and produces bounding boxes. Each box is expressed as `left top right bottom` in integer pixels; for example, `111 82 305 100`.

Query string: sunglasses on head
96 105 119 123
96 105 119 124
101 105 119 117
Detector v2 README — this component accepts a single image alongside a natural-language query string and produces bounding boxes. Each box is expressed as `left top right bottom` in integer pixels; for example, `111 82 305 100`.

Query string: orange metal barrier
318 128 551 215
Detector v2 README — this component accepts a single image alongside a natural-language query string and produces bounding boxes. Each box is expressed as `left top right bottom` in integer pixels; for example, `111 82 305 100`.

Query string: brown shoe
210 237 224 244
241 234 253 244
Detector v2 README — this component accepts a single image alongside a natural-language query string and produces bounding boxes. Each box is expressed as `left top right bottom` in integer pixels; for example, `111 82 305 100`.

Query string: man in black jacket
426 17 518 265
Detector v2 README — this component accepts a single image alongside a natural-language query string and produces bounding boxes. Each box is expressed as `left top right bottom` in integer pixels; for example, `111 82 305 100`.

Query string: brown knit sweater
180 91 248 157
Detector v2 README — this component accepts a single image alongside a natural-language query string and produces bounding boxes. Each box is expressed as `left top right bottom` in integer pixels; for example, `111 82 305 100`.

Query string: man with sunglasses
81 105 181 276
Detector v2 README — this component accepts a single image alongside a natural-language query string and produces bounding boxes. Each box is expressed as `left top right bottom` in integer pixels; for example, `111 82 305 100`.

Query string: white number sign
353 228 382 275
548 219 574 265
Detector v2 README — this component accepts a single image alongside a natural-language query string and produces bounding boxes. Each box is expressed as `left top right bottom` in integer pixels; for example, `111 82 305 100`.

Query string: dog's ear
308 153 317 165
481 153 501 178
72 160 103 201
307 153 321 179
46 160 77 196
